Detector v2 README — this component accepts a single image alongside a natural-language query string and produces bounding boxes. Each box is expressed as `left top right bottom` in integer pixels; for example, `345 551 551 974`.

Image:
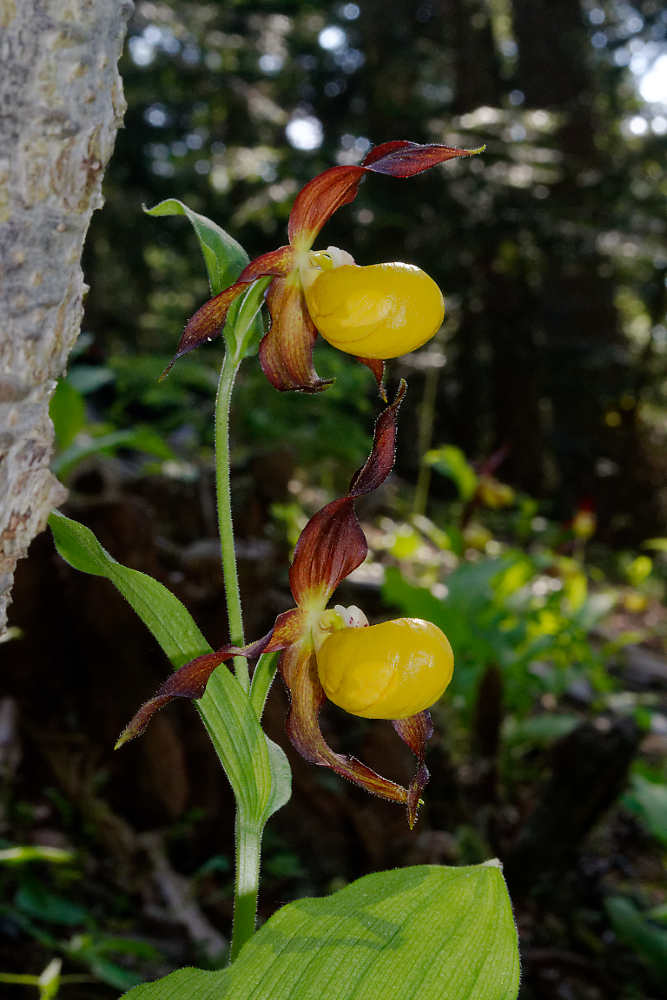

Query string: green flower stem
230 812 263 961
214 345 277 961
215 348 249 692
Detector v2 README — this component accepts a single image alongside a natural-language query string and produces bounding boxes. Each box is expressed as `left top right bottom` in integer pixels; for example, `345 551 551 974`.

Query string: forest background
2 1 666 998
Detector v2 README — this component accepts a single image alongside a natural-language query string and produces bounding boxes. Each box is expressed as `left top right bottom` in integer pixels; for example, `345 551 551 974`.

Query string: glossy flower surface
317 617 453 719
303 262 445 360
117 384 453 826
164 140 483 393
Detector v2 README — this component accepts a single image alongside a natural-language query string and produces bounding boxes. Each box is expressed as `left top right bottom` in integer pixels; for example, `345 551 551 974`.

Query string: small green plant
0 844 162 993
50 335 176 482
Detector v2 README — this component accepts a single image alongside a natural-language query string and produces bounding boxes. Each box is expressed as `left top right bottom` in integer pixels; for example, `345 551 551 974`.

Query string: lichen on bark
0 0 133 636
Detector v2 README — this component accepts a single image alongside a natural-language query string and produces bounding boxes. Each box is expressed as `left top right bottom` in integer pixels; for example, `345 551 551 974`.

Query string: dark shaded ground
1 463 665 998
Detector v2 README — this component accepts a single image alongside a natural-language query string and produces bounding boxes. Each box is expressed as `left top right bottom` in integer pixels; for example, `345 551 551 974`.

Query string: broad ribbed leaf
48 512 290 824
121 862 519 1000
145 199 248 295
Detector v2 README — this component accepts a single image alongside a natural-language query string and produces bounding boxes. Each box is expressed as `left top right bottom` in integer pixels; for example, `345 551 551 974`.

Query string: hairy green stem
230 813 263 961
214 346 274 961
215 349 249 691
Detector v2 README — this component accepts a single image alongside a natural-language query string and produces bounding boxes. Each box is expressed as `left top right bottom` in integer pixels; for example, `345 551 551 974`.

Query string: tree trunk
0 0 132 637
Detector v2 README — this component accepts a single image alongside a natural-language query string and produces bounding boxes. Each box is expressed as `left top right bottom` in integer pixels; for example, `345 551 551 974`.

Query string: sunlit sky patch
318 25 347 51
341 3 360 19
638 53 667 103
259 53 284 74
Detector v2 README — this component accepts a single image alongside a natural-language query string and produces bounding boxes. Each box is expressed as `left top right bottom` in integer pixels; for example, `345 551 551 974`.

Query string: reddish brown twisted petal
392 711 434 829
361 140 483 177
289 496 366 608
361 140 416 166
288 141 483 247
238 246 294 281
348 378 406 496
289 381 406 605
258 275 333 393
268 608 303 647
288 165 365 249
279 643 415 819
116 630 284 748
355 356 386 401
160 247 294 378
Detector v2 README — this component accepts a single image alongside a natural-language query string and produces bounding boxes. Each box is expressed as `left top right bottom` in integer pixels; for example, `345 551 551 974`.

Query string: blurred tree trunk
512 0 628 516
0 0 132 637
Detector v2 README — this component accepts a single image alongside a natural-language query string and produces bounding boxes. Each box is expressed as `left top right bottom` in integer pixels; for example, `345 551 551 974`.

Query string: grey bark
0 0 132 637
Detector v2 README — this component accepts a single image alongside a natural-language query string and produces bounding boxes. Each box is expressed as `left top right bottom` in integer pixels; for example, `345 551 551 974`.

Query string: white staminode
323 246 355 268
334 604 369 628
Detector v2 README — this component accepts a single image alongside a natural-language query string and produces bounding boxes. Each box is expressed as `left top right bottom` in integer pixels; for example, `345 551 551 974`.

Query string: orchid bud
303 259 445 360
316 617 453 719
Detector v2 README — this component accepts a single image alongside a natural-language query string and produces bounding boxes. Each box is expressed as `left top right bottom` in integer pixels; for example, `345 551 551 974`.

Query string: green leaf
66 933 163 990
647 902 667 925
145 199 248 296
66 364 115 394
16 880 88 926
144 200 269 361
502 714 580 746
263 737 292 823
625 554 652 586
48 512 290 825
38 958 62 1000
623 774 667 846
0 845 74 865
642 537 667 553
50 379 86 450
52 426 176 480
425 445 478 502
605 896 667 980
121 862 519 1000
223 276 271 360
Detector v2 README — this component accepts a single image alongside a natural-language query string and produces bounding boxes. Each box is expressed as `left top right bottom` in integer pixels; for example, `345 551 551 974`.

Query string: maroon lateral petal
279 643 414 819
287 140 483 249
161 247 294 378
258 276 332 393
289 381 406 605
355 356 387 401
116 631 278 748
392 711 434 829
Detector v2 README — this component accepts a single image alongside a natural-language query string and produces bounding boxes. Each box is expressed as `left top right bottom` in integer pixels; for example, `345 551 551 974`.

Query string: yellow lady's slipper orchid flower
164 140 483 393
316 617 453 718
302 260 445 360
